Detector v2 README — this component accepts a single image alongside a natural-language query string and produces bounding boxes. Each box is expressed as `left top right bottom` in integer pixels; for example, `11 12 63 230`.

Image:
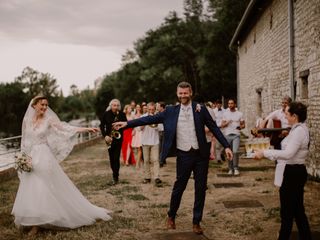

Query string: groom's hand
225 148 233 161
112 121 127 130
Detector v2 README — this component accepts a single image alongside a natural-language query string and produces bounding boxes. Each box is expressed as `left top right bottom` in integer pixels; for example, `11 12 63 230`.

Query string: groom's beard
178 96 191 105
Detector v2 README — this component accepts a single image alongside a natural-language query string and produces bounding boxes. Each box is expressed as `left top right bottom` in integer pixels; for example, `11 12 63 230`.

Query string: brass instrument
111 129 121 139
105 111 121 148
149 124 158 128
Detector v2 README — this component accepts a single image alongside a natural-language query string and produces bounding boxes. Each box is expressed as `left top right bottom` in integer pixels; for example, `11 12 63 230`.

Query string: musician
100 99 127 184
259 96 292 149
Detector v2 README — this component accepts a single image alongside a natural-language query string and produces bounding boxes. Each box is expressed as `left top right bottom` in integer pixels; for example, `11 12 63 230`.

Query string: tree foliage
0 82 29 136
94 0 250 115
15 66 60 109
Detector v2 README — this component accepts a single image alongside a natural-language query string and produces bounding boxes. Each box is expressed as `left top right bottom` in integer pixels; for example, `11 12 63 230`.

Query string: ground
0 140 319 240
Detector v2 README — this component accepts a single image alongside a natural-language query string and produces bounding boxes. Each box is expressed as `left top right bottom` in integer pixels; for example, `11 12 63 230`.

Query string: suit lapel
173 104 180 130
192 101 200 125
192 101 201 141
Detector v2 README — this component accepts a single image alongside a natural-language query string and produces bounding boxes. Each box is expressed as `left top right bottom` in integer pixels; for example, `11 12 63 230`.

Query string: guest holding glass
254 102 312 240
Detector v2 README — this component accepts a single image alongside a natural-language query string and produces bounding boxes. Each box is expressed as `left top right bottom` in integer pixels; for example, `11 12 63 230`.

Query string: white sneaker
234 169 240 175
228 170 233 175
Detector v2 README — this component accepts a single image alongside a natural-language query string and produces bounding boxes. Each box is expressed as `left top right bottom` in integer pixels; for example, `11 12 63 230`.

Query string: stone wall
237 0 320 177
293 0 320 177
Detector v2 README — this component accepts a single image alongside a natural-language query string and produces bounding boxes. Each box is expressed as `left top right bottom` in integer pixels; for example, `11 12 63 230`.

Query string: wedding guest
254 102 312 240
130 100 136 117
139 102 163 186
100 99 127 184
142 103 148 114
157 101 166 167
132 104 143 168
221 99 245 175
12 96 111 236
259 96 292 149
121 105 136 166
213 99 226 162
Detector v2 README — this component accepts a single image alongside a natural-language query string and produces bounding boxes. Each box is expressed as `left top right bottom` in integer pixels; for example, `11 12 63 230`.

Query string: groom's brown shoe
166 217 176 229
193 224 204 234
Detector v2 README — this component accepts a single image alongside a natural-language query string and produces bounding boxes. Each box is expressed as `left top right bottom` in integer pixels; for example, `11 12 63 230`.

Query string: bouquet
14 152 33 173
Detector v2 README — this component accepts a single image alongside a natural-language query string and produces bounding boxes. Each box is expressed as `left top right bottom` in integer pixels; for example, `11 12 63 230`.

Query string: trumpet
149 124 158 128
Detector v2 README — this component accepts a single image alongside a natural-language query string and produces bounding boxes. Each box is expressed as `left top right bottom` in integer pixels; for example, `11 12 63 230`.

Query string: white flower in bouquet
14 152 33 173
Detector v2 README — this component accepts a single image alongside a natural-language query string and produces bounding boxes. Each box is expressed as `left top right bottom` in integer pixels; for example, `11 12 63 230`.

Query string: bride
12 96 111 236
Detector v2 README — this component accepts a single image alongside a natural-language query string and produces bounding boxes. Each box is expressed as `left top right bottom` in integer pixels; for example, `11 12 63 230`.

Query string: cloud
0 0 183 47
0 0 184 94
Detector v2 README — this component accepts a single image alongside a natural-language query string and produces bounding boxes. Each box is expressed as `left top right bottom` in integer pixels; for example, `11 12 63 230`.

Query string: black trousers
168 149 209 224
278 164 312 240
107 141 122 181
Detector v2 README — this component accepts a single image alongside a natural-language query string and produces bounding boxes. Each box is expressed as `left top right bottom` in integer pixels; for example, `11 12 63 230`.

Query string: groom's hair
177 81 192 91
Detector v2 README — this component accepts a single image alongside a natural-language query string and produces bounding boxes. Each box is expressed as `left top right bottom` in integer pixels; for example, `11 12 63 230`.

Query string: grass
1 140 319 240
126 194 148 201
263 207 281 222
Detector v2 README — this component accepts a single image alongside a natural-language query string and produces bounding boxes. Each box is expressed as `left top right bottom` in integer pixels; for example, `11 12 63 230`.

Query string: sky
0 0 183 95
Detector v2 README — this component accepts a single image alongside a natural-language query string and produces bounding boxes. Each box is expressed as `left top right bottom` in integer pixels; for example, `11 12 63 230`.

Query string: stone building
230 0 320 178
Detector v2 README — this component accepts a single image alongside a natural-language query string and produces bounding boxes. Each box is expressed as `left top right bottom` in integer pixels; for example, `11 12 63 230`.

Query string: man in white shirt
259 96 292 149
140 102 163 186
221 99 245 175
260 96 292 129
213 99 225 163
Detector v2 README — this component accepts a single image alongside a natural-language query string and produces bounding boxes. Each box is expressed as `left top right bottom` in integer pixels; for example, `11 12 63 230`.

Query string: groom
113 82 233 234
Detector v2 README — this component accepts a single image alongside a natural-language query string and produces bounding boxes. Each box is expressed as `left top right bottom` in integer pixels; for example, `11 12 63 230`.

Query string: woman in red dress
121 105 136 165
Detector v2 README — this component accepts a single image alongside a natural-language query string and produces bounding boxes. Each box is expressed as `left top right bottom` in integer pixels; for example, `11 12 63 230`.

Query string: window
299 69 309 99
255 87 263 117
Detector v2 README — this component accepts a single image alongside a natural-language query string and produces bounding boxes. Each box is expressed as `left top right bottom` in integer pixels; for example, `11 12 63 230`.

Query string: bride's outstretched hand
112 122 127 130
79 127 100 133
88 127 100 133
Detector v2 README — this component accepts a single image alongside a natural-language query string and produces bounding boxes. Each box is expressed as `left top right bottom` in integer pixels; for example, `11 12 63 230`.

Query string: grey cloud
0 0 183 47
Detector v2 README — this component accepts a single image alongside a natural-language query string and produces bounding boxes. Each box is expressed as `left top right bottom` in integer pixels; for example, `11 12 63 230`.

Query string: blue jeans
225 134 240 170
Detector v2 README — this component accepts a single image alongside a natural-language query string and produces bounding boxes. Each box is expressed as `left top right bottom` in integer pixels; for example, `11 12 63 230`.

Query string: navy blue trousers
168 149 209 224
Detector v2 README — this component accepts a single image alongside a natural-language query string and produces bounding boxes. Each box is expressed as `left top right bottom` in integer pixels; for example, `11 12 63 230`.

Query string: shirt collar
181 102 192 111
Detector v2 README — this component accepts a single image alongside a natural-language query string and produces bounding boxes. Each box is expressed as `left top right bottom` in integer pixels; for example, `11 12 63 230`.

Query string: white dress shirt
265 109 289 128
176 103 199 151
213 107 225 127
263 123 309 186
264 123 309 164
140 113 163 146
222 110 244 136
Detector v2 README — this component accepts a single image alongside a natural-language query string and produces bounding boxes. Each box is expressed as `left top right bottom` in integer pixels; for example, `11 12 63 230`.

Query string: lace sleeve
47 116 79 162
20 119 30 154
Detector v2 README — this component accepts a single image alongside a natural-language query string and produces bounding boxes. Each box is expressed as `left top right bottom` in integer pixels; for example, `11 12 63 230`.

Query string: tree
94 0 251 104
94 74 116 119
0 82 29 136
15 66 60 109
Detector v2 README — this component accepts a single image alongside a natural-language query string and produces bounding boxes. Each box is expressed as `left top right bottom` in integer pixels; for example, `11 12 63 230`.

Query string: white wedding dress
12 103 111 228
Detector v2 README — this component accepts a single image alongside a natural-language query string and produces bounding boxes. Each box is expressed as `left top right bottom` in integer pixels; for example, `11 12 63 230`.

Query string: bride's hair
31 96 48 107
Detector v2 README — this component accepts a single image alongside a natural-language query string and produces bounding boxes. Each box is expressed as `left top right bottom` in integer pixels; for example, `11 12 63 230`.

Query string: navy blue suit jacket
127 101 230 162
